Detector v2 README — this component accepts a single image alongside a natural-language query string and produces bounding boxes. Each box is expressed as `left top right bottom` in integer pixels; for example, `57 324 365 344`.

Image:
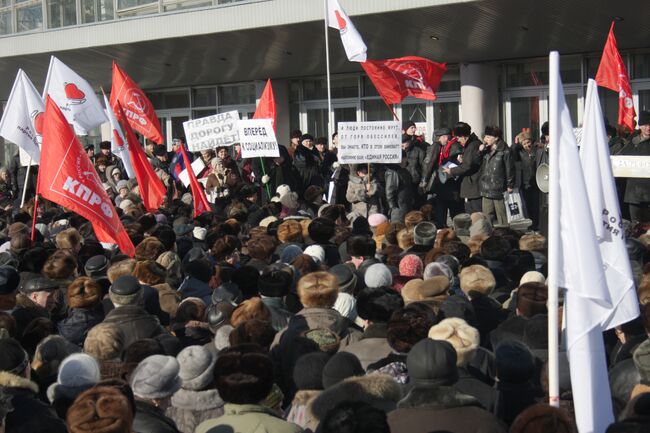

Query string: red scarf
438 137 459 166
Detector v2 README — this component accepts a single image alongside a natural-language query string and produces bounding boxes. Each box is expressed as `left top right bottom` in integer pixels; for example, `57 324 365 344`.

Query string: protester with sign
346 165 382 218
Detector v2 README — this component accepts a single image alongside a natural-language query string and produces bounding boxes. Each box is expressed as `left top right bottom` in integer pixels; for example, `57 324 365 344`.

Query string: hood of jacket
295 307 350 335
171 388 224 411
398 383 481 410
0 371 38 394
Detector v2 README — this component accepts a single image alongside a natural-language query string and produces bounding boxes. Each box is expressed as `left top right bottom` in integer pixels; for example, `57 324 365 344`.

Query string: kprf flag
596 22 636 133
548 51 614 433
253 79 277 132
111 62 164 144
326 0 367 62
116 102 166 212
103 94 135 179
362 57 447 110
180 145 210 217
42 56 107 136
0 70 44 163
37 96 134 257
580 79 639 330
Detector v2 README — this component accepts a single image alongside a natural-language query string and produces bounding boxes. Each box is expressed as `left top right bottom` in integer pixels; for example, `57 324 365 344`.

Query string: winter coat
293 145 321 191
153 282 182 317
178 277 213 305
492 381 540 426
261 297 292 332
455 367 496 411
102 305 167 348
387 384 506 433
403 142 426 184
310 374 402 425
385 166 415 221
166 388 224 433
0 371 68 433
512 144 537 189
11 293 49 336
609 358 640 415
479 140 515 200
340 322 392 370
619 133 650 203
346 174 381 217
195 403 303 433
421 141 441 190
450 133 484 199
285 390 321 431
134 400 180 433
57 306 104 346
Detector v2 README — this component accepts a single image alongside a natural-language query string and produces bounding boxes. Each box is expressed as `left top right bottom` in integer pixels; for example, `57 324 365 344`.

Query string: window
48 0 77 28
218 84 255 105
0 9 11 34
192 88 217 107
16 2 42 32
438 65 461 92
505 57 581 87
149 89 190 109
192 109 217 118
116 0 157 17
363 99 392 121
81 0 114 23
433 101 459 131
303 76 358 100
163 0 211 12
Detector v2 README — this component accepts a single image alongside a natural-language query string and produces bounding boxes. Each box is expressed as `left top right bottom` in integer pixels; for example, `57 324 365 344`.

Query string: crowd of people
0 112 647 433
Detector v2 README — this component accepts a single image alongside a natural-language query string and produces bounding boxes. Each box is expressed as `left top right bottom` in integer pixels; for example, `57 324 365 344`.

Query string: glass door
302 101 359 141
157 110 190 150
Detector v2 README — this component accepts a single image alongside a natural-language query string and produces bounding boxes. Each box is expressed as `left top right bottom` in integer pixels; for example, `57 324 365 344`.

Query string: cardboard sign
337 121 402 164
178 157 206 187
611 156 650 178
183 110 239 152
237 119 280 158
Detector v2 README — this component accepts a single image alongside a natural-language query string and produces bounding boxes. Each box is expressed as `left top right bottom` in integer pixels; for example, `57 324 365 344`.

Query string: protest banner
337 121 401 164
178 157 206 187
237 119 280 158
611 156 650 178
183 110 239 152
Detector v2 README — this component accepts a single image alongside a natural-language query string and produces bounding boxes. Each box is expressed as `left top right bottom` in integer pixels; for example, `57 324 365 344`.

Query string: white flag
103 94 135 179
327 0 367 62
0 70 44 163
42 56 107 135
548 52 614 433
580 79 639 330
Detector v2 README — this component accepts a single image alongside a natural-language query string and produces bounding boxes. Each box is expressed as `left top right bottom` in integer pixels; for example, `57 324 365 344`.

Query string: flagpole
547 51 560 408
30 195 38 241
259 157 272 200
324 0 333 144
20 159 32 208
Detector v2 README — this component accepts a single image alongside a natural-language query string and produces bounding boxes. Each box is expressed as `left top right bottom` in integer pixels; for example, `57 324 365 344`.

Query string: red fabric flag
361 57 447 110
110 62 164 144
180 145 211 217
596 22 636 132
37 96 135 257
253 79 277 132
116 102 167 212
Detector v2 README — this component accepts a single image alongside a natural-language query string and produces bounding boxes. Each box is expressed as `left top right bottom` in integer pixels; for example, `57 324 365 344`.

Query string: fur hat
304 185 324 204
246 236 275 261
277 220 303 243
214 347 274 404
229 319 276 349
67 277 102 309
517 282 548 318
469 219 493 239
258 269 292 298
368 213 388 227
133 260 167 286
67 386 134 433
633 339 650 383
423 262 454 281
280 192 299 210
276 184 291 197
401 276 450 303
297 271 339 308
387 305 436 353
308 218 336 244
509 404 575 433
396 229 415 250
84 324 125 361
407 339 458 386
347 235 376 258
639 111 650 126
47 353 101 404
495 340 535 384
135 237 165 261
520 271 546 285
459 265 496 298
0 338 28 373
399 254 423 277
156 251 182 279
453 122 471 138
452 213 471 237
176 345 216 391
304 245 325 265
364 263 393 288
182 248 214 283
329 264 357 294
385 222 405 245
322 352 364 389
484 125 502 138
293 352 330 391
428 318 479 367
279 244 303 264
519 233 547 252
404 211 424 230
480 235 512 261
110 276 142 306
130 355 181 399
356 286 404 323
413 222 437 247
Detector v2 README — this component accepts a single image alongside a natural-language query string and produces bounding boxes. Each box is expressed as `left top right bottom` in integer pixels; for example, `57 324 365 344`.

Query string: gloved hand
261 175 270 184
332 162 340 169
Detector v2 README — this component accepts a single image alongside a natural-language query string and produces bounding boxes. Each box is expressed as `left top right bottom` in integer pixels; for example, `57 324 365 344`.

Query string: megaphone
536 163 549 193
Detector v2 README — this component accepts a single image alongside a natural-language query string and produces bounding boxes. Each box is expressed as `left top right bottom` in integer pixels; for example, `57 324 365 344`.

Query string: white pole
20 159 32 209
324 0 333 144
547 51 560 408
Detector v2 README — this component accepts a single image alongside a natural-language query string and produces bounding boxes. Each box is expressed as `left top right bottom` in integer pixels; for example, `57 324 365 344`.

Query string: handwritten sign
337 121 402 164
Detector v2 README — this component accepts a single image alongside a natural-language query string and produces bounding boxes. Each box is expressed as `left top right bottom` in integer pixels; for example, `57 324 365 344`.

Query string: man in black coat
444 122 484 214
618 111 650 225
479 126 514 227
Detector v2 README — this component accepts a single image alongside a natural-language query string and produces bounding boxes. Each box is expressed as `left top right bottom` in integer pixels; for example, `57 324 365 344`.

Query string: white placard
178 157 206 187
237 119 280 158
611 156 650 178
337 121 402 164
415 122 427 139
183 110 240 152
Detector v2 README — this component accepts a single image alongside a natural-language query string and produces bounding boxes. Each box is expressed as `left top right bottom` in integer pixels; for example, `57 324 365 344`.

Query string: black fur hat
308 218 336 244
356 286 404 323
453 122 471 137
214 346 274 404
347 235 376 258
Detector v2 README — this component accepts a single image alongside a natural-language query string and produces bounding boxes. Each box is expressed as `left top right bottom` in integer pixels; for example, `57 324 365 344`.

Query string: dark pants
522 186 540 230
434 198 464 228
629 203 650 225
464 197 482 214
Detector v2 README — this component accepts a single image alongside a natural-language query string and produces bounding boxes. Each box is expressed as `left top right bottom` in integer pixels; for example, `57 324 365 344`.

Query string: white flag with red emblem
103 94 135 179
42 56 107 135
0 69 44 163
327 0 367 62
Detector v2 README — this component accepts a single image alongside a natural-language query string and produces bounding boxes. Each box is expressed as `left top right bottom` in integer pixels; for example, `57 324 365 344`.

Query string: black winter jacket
449 133 483 199
57 306 104 346
479 140 515 199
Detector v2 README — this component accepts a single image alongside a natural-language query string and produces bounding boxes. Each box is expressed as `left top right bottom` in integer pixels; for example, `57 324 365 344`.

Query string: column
459 63 499 136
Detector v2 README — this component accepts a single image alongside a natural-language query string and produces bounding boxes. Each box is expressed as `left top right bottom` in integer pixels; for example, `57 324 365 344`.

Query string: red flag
180 145 211 217
116 102 167 212
253 79 277 132
110 62 164 144
37 96 135 257
362 56 447 110
596 22 636 132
